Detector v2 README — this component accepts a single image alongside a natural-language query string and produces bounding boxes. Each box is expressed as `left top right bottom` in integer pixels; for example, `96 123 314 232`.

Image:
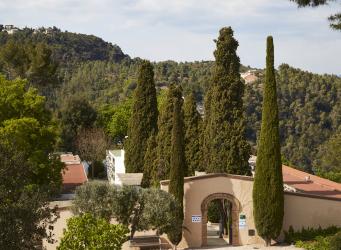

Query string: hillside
0 26 129 65
0 26 339 176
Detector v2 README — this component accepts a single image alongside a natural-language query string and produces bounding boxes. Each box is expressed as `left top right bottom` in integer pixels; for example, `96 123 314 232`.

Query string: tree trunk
265 238 271 246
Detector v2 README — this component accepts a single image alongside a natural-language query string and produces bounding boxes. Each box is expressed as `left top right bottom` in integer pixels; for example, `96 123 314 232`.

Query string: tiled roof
282 165 341 200
62 163 87 193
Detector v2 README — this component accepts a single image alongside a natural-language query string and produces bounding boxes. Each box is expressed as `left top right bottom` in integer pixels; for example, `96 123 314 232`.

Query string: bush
330 231 341 250
284 225 340 244
57 214 128 250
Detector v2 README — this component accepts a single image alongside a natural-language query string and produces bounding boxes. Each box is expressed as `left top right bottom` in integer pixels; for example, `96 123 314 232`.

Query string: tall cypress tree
252 36 284 246
169 95 185 221
203 27 251 175
125 60 158 174
156 84 182 181
184 92 202 176
141 133 157 187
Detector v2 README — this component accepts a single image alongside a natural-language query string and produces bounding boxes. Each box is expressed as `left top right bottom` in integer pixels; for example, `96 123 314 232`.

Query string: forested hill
0 26 339 179
0 26 129 65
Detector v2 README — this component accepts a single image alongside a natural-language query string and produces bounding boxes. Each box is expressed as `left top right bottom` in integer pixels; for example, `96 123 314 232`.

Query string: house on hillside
105 149 143 186
3 24 19 34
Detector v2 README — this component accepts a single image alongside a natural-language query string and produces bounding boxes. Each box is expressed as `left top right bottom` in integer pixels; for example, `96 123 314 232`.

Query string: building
160 165 341 248
105 149 143 186
241 70 259 84
3 24 19 34
60 153 88 194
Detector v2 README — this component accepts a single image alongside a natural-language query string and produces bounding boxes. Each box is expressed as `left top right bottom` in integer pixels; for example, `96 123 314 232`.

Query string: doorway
201 193 241 247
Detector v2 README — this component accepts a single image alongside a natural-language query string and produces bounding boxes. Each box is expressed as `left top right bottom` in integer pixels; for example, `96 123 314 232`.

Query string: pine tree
203 27 251 174
183 92 203 176
169 95 185 221
125 60 158 174
252 36 284 246
156 84 182 181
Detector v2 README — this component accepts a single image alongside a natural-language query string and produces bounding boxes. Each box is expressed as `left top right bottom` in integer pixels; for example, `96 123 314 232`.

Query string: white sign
191 215 201 223
239 214 246 229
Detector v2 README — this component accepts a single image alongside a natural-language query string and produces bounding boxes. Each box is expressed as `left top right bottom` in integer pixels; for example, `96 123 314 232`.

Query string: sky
0 0 340 74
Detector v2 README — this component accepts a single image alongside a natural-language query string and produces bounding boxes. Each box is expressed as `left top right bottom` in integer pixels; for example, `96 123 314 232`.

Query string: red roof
62 163 87 193
282 165 341 200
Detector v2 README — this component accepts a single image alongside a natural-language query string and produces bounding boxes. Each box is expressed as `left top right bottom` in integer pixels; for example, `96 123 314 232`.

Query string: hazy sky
0 0 340 74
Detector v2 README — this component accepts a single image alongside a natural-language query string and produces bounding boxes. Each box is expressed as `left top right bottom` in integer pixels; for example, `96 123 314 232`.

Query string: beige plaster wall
161 175 341 248
282 194 341 235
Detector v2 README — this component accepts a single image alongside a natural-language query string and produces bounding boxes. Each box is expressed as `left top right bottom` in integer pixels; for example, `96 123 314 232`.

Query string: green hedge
284 226 341 250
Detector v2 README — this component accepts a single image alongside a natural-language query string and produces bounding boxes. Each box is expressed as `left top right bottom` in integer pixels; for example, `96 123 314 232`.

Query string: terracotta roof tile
282 165 341 199
62 163 88 193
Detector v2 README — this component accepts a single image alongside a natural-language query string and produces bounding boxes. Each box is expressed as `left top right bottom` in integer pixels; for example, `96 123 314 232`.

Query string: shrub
284 225 340 244
57 214 128 250
208 201 220 223
330 231 341 250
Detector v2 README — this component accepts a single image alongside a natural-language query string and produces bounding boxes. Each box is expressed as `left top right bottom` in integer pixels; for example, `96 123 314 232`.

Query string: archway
201 193 241 247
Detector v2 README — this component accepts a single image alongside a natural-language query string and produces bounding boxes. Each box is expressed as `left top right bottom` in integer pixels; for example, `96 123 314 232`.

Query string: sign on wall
191 215 201 223
239 214 246 229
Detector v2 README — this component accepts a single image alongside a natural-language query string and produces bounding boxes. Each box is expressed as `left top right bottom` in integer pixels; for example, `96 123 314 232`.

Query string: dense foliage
0 143 58 250
284 225 341 250
156 84 183 181
57 214 128 250
183 92 203 175
0 75 63 192
203 27 251 175
125 60 158 175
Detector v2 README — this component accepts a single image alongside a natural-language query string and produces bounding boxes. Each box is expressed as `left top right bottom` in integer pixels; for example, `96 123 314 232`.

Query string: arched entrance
201 193 241 246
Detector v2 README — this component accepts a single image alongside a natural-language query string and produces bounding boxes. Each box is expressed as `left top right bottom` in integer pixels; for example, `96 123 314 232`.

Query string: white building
105 149 143 186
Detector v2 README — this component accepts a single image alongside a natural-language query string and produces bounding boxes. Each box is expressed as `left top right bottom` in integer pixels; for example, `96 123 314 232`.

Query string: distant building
3 24 19 34
60 153 88 194
241 70 258 84
105 149 143 186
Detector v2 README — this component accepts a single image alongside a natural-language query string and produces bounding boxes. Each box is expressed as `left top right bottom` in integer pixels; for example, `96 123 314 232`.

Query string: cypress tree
125 60 158 174
169 95 185 221
183 92 203 176
156 84 182 181
141 134 158 187
252 36 284 246
203 27 251 175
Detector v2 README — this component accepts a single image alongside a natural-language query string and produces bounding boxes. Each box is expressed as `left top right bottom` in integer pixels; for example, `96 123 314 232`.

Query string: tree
141 134 158 187
253 36 284 246
75 128 111 178
0 75 63 192
60 97 97 151
0 143 58 250
156 84 183 182
107 98 132 143
73 181 117 221
203 27 251 175
289 0 341 30
314 130 341 173
57 214 128 250
73 182 182 241
125 60 158 175
183 92 203 176
168 96 185 247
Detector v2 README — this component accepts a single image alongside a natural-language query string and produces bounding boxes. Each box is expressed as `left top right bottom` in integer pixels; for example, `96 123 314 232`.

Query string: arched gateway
201 193 242 246
160 173 259 248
